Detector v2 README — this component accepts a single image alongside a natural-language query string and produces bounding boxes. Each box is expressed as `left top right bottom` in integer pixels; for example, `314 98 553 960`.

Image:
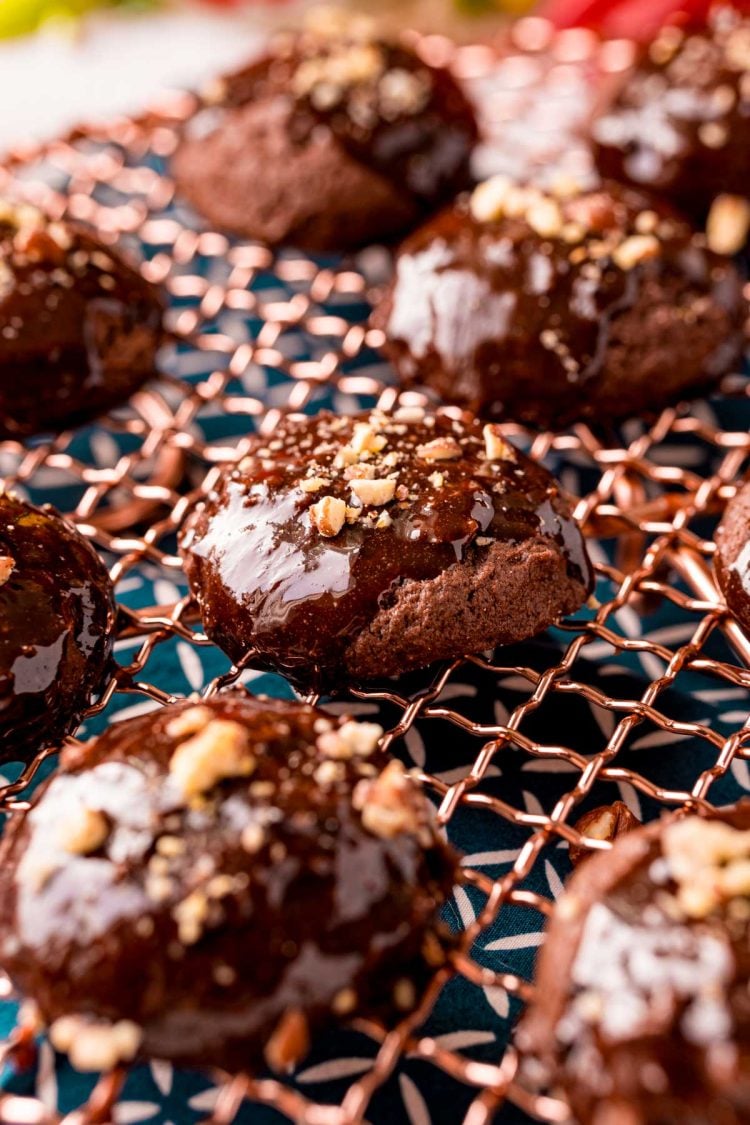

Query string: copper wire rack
0 18 749 1125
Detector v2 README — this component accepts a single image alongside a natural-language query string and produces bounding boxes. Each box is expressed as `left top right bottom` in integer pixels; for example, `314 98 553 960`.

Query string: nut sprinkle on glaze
0 201 163 439
0 693 458 1073
372 178 746 430
0 492 116 765
518 804 750 1125
180 409 593 691
172 6 477 251
593 6 750 228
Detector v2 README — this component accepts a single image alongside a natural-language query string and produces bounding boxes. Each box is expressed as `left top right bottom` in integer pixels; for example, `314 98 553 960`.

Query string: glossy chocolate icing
174 12 478 250
373 180 745 428
0 492 116 764
218 27 477 216
0 202 164 438
593 7 750 222
0 693 458 1072
518 803 750 1124
180 409 592 691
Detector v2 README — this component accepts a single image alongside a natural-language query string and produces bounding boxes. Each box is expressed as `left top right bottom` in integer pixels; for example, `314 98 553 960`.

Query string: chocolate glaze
174 13 477 251
518 803 750 1124
0 492 116 764
180 409 592 692
0 203 164 438
593 7 750 222
0 693 458 1072
373 180 745 429
714 477 750 634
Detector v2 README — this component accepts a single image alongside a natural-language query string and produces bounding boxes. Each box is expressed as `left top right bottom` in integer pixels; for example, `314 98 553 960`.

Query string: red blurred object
540 0 739 38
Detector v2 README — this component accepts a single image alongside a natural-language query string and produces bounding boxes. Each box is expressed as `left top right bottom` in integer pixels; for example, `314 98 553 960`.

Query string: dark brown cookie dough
0 201 164 439
0 492 116 765
180 408 592 692
372 178 746 429
0 693 458 1073
593 7 750 246
172 9 478 251
714 478 750 633
517 803 750 1125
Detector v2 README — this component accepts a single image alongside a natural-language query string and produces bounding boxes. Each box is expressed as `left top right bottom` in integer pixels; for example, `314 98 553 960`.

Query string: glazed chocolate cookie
180 408 592 692
714 478 750 633
372 178 745 428
518 804 750 1124
0 492 116 764
0 201 163 438
172 9 477 251
0 694 458 1073
593 6 750 248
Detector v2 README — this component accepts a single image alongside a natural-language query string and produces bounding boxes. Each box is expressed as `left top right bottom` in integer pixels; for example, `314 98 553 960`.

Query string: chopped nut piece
173 889 209 944
0 555 14 586
353 760 422 839
58 806 108 856
612 234 660 270
483 424 516 463
349 421 386 455
241 822 266 853
706 194 750 256
300 476 327 493
314 759 346 786
416 436 462 462
169 719 255 800
526 198 563 238
349 477 396 506
165 705 213 740
375 510 392 529
317 719 383 759
393 405 425 422
663 816 750 918
265 1008 310 1073
469 175 512 223
309 494 347 537
569 801 640 866
332 987 357 1015
49 1015 142 1073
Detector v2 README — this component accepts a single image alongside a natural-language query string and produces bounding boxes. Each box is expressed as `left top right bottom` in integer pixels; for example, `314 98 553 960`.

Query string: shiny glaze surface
0 492 116 764
180 409 592 691
714 477 750 633
374 181 745 428
0 204 164 438
593 7 750 219
0 694 458 1071
208 19 477 217
520 804 750 1124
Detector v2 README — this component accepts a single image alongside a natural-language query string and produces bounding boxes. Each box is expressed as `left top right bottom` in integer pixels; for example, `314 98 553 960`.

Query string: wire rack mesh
0 17 749 1125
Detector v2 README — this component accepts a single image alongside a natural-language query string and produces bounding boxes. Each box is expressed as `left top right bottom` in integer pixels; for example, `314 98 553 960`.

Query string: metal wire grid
0 21 749 1125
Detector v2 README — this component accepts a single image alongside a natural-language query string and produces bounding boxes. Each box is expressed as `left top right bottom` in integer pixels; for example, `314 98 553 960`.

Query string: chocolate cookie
0 201 164 439
593 7 750 248
180 408 592 692
372 178 745 429
0 492 116 765
714 478 750 633
0 694 458 1073
172 9 477 251
518 803 750 1124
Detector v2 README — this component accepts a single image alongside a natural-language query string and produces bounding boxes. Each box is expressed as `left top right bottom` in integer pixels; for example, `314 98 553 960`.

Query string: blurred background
0 0 709 150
